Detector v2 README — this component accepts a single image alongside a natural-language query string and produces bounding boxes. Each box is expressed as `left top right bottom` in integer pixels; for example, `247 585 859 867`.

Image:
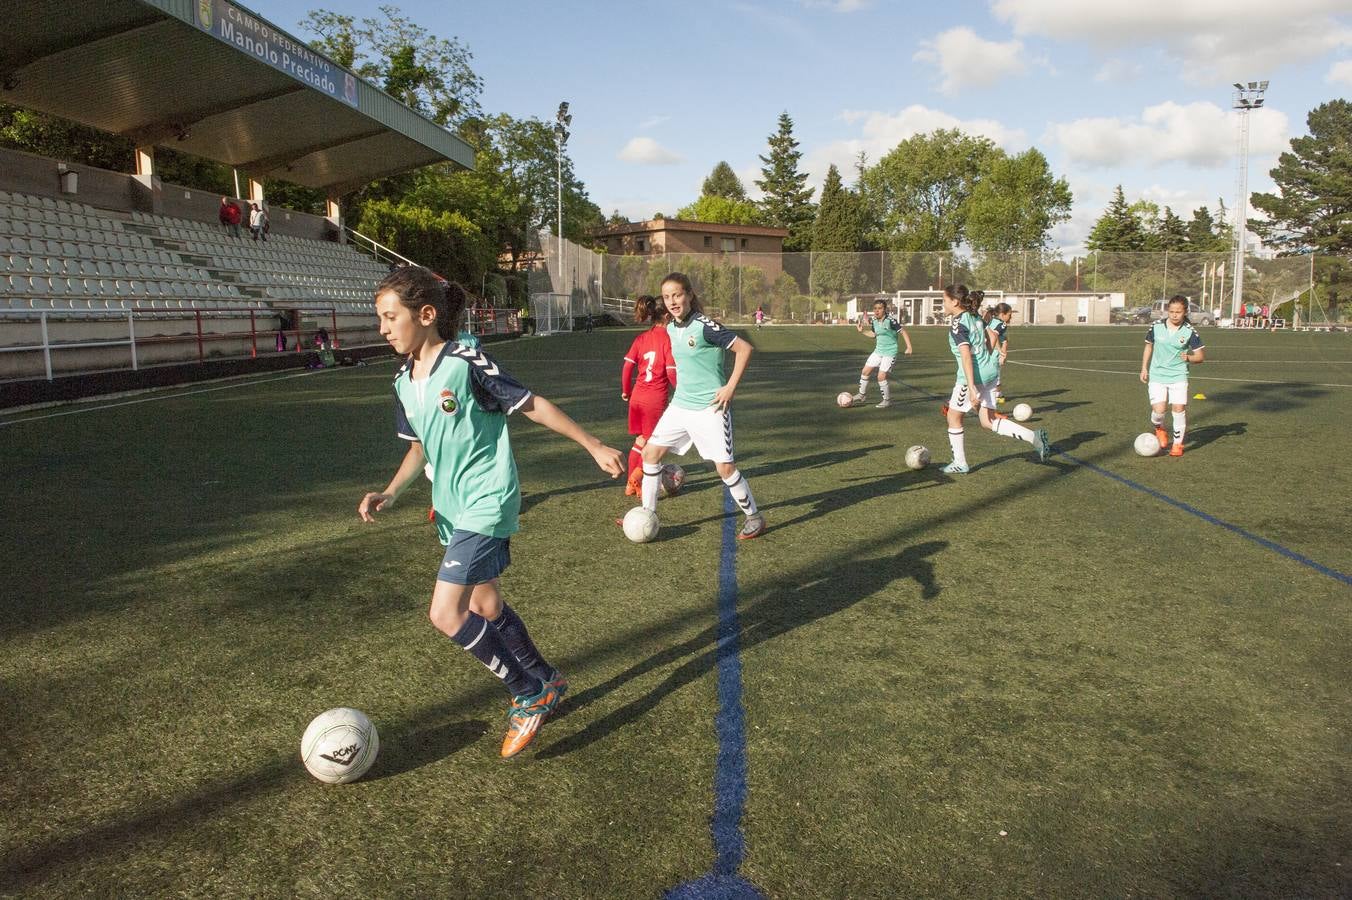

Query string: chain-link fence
533 231 1350 329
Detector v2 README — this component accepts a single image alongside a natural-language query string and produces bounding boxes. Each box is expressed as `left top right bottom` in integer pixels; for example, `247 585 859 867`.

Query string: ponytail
633 294 662 324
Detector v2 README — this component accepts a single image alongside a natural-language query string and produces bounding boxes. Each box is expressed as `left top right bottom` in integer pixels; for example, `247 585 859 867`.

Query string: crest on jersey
439 389 458 414
687 336 696 348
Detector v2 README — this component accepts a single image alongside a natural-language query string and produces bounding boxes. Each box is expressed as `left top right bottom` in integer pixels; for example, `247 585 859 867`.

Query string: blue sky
264 0 1352 251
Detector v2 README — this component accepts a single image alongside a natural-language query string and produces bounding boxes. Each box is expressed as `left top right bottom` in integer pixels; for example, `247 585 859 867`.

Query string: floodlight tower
1231 80 1267 320
554 101 572 290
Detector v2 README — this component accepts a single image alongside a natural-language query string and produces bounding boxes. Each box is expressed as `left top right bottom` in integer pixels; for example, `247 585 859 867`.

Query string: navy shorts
437 530 511 585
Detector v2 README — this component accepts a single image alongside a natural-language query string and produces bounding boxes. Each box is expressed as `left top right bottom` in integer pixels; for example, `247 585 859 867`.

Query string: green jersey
667 313 740 410
947 311 997 385
869 316 902 356
1145 320 1203 382
393 345 532 542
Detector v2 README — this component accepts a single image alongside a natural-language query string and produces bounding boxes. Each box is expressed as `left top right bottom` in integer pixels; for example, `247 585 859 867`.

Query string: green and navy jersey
989 319 1008 367
393 344 531 542
869 316 903 356
948 311 998 385
455 330 481 350
667 313 739 410
1145 320 1203 382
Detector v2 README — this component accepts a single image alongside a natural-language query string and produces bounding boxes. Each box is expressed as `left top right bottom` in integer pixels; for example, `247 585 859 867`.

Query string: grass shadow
1184 421 1247 451
538 541 947 758
967 430 1107 474
364 719 489 781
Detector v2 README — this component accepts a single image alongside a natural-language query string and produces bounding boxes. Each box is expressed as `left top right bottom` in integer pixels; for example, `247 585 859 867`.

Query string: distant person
1141 295 1205 457
314 327 330 350
219 197 242 239
249 203 268 242
584 312 594 333
754 306 765 330
850 298 911 409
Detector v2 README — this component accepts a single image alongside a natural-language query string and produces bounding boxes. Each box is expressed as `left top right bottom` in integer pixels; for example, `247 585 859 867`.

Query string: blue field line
667 490 764 899
1058 451 1352 588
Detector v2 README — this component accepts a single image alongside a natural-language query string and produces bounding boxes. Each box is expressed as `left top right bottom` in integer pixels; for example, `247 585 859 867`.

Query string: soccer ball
622 506 659 543
1133 432 1162 457
836 391 854 408
1012 403 1033 422
659 464 685 498
301 707 379 784
904 445 930 470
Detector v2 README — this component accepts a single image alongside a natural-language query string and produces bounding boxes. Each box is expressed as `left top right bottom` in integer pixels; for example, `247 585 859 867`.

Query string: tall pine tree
756 112 816 252
1251 99 1352 254
701 161 747 201
810 164 864 297
1086 185 1145 251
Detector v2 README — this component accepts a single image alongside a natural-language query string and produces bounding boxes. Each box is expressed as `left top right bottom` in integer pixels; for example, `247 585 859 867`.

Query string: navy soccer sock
490 603 554 682
450 612 541 697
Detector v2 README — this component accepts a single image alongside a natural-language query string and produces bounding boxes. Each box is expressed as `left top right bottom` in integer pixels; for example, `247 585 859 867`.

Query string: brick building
591 218 790 278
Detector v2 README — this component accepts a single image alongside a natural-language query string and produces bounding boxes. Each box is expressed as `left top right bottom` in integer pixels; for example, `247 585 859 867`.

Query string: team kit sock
858 377 869 398
721 469 758 516
450 612 541 697
992 417 1037 443
1172 411 1187 445
641 461 663 511
627 446 643 478
490 603 553 683
947 428 967 467
1150 410 1165 428
879 380 891 402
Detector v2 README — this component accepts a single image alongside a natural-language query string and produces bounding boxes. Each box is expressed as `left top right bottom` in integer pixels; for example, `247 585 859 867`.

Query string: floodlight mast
1232 81 1267 320
554 101 571 298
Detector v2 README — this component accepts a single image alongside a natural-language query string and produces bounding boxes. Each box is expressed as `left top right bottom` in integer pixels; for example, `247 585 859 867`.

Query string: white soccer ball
622 506 659 543
659 464 685 498
301 707 379 784
1012 403 1033 422
1133 432 1162 457
836 391 854 408
904 445 930 470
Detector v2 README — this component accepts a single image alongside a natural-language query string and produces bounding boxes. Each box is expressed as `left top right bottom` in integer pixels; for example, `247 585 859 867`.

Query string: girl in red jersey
620 295 676 495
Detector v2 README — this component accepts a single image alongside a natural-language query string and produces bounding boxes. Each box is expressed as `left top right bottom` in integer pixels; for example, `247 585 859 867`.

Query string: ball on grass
622 506 659 543
1133 432 1162 457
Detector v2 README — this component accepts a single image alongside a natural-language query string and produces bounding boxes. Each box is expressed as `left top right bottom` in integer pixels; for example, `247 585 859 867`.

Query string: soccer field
3 325 1351 898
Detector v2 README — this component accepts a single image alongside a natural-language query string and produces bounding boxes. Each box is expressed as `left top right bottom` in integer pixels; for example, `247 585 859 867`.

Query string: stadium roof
3 0 475 191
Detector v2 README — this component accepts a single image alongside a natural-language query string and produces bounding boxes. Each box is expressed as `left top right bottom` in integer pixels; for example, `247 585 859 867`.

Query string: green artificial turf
2 325 1349 897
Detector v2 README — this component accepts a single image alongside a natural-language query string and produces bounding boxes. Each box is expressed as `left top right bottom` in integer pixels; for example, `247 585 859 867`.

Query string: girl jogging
637 272 765 540
358 266 623 758
1140 294 1205 457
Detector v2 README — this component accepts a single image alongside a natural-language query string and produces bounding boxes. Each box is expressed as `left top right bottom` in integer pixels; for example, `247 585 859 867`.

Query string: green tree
859 129 997 251
701 161 747 201
1251 99 1352 254
1156 206 1189 251
964 148 1072 251
1186 205 1227 251
676 194 764 225
1086 185 1146 251
755 112 816 252
810 164 865 297
301 5 482 128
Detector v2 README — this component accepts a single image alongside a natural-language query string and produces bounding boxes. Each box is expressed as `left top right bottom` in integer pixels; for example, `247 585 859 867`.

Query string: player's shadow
519 477 626 516
1214 383 1328 413
1033 398 1093 414
363 719 488 781
969 430 1106 475
1183 421 1247 451
680 468 951 534
737 443 894 480
538 541 947 759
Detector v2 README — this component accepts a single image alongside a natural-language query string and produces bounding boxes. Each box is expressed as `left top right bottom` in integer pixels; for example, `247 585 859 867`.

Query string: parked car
1149 298 1213 326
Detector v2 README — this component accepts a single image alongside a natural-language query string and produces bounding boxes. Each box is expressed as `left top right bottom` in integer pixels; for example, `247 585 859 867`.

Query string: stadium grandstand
1 0 477 401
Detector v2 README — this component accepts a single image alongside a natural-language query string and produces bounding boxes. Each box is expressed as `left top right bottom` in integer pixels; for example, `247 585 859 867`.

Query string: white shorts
648 404 735 464
1148 381 1189 405
864 352 896 374
949 381 997 413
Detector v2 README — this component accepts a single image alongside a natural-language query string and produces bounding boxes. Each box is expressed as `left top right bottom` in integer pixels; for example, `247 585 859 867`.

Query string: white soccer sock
1151 410 1165 427
721 469 758 516
641 462 663 511
947 428 967 467
858 377 868 397
993 418 1035 443
1173 411 1187 445
879 380 891 401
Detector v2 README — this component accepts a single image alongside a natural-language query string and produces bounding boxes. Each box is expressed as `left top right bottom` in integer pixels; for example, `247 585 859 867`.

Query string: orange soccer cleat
501 680 561 758
1169 441 1184 457
1153 427 1169 450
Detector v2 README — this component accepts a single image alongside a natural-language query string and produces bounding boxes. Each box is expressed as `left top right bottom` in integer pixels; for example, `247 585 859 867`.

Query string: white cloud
799 0 871 10
1328 59 1352 86
992 0 1352 83
803 105 1027 188
617 137 683 165
914 27 1030 94
1047 101 1289 169
1093 58 1143 83
637 115 671 130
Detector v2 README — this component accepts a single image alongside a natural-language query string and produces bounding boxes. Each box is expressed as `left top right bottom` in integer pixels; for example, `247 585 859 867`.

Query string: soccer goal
530 292 577 336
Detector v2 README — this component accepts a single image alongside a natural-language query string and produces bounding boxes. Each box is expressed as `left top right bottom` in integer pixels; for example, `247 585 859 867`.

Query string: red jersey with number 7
622 325 677 401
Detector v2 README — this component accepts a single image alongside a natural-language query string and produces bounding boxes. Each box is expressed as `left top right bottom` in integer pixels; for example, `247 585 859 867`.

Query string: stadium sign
196 0 359 108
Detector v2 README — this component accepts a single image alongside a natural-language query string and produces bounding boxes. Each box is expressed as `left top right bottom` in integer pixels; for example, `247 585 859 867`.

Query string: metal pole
195 310 204 364
41 311 52 381
128 311 138 371
249 309 257 358
1234 106 1249 320
1163 250 1169 299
